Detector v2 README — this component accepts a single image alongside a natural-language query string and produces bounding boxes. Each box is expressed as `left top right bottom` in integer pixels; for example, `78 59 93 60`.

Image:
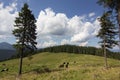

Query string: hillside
0 42 15 50
0 52 120 80
0 42 16 61
0 49 16 61
38 45 120 60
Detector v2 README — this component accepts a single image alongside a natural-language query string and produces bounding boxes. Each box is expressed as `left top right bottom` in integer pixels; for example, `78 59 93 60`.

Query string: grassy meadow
0 52 120 80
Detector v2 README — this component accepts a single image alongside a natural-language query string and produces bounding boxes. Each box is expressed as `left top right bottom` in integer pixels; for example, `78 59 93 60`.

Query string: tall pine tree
13 3 37 75
97 0 120 51
97 12 117 69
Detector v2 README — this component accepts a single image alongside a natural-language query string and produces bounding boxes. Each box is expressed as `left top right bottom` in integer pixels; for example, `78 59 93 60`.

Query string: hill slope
0 49 16 61
0 52 120 80
0 42 16 61
38 45 120 60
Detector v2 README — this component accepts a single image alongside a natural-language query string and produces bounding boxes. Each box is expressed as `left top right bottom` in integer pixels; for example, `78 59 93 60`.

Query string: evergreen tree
13 3 37 75
97 12 117 69
97 0 120 51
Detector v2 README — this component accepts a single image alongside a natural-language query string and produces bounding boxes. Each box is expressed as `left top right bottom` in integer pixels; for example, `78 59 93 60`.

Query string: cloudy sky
0 0 118 50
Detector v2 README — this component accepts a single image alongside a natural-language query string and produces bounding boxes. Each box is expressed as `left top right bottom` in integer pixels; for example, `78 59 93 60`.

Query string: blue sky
23 0 103 17
0 0 119 50
27 0 103 17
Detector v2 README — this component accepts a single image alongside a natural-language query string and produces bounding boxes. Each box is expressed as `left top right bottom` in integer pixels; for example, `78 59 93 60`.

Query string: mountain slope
0 42 15 50
0 52 120 80
0 42 16 61
0 49 16 61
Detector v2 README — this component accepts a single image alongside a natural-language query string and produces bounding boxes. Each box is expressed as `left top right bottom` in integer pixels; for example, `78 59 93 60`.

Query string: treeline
38 45 120 60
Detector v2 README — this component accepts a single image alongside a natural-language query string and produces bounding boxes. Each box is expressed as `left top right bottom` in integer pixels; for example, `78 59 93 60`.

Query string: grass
0 52 120 80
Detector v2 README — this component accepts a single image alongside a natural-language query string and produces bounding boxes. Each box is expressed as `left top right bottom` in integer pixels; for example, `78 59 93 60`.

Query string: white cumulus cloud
36 8 100 48
89 12 95 17
79 42 88 46
0 2 18 38
71 20 100 43
37 40 57 48
36 8 68 36
61 39 70 45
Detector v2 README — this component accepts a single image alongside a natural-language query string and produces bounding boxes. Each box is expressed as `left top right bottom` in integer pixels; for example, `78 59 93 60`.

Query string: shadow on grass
23 65 65 74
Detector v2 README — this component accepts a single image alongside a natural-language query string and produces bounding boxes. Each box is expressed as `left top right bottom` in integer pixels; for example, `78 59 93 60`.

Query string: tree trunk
103 39 108 69
19 34 25 75
19 48 23 75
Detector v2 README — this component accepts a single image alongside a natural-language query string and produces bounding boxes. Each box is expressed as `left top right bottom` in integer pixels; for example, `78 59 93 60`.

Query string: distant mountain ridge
0 42 16 61
0 42 15 50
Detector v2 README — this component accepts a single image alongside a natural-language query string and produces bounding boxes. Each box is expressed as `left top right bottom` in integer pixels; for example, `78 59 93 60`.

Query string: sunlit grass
0 52 120 80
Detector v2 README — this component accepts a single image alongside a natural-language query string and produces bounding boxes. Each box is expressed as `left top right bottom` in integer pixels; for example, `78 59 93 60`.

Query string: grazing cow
59 64 64 68
63 62 66 65
65 62 69 68
59 62 66 68
1 68 8 72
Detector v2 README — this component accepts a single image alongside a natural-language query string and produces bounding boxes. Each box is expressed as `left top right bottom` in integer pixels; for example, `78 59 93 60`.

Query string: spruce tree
97 12 117 69
97 0 120 51
13 3 37 75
